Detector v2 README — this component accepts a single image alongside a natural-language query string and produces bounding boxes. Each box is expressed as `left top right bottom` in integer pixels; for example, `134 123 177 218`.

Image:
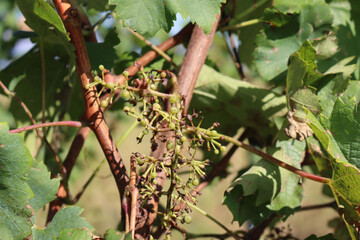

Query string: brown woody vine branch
52 0 129 216
137 15 221 239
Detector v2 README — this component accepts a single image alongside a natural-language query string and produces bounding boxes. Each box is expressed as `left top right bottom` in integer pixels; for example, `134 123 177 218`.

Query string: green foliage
27 160 60 213
0 123 33 240
104 229 131 240
31 206 94 239
109 0 225 37
223 140 305 226
254 0 333 81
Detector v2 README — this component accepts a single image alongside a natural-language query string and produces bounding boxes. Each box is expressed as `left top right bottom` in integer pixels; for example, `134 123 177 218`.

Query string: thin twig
113 14 178 69
223 31 245 80
0 81 41 138
219 133 330 183
129 155 139 239
9 121 83 134
186 201 242 240
298 201 336 211
40 38 46 125
220 18 262 31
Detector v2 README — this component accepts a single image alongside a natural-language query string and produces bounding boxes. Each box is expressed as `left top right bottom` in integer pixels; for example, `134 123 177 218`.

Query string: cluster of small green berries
84 65 134 108
90 65 228 233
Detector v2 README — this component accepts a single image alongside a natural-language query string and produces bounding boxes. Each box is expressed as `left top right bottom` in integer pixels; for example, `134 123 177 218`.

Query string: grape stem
193 128 330 184
9 121 83 134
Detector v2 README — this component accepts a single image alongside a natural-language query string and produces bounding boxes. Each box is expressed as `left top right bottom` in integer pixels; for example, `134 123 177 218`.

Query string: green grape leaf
305 108 360 229
191 65 286 145
165 0 225 34
31 206 94 239
254 0 333 81
109 0 224 37
286 40 322 99
223 185 273 226
317 78 360 118
290 88 322 120
0 45 69 122
330 158 360 227
268 140 305 212
26 160 60 213
86 28 120 70
312 34 338 60
327 98 360 168
104 229 131 240
335 1 360 79
305 233 336 240
16 0 75 59
305 109 346 161
0 123 33 240
325 56 357 77
109 0 175 37
329 1 351 27
273 0 303 13
58 229 92 240
223 139 305 225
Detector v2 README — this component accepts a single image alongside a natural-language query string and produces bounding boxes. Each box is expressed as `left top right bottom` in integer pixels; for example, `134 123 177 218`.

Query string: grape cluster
91 65 228 236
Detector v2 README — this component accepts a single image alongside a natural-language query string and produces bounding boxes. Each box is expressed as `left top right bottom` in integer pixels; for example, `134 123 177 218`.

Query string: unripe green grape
121 89 130 99
106 82 114 89
150 171 157 179
214 149 220 155
123 106 130 112
94 76 101 82
169 122 176 130
192 178 199 186
170 106 179 115
186 180 193 188
166 141 174 150
137 158 144 166
181 136 187 142
166 234 171 240
160 72 167 78
143 128 149 135
123 70 129 78
153 103 161 110
211 130 217 136
184 214 192 224
84 83 90 90
150 84 157 90
169 94 179 104
175 145 181 154
100 100 108 108
170 77 177 83
220 146 226 152
153 179 158 185
99 64 105 71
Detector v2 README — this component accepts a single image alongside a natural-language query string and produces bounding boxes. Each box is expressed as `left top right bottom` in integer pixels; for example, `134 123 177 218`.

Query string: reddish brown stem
52 0 129 214
9 121 82 134
129 156 138 239
221 134 330 183
136 16 221 239
177 19 220 115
